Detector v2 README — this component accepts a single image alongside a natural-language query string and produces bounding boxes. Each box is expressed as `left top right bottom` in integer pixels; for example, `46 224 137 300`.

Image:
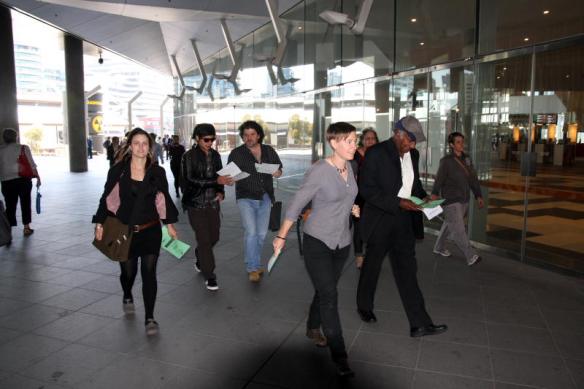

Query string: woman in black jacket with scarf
93 128 178 335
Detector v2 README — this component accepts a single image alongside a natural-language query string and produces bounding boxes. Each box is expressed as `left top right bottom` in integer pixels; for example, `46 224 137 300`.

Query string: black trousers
170 161 181 194
119 254 159 321
1 177 33 227
357 211 432 329
187 206 220 280
304 233 350 360
352 216 364 256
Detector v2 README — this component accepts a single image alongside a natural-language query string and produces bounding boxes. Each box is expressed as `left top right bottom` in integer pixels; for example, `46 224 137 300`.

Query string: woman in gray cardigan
431 132 484 266
273 122 359 378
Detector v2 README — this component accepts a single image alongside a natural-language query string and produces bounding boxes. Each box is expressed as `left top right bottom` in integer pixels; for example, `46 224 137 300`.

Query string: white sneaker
468 255 481 266
145 319 159 336
433 249 452 257
194 260 201 273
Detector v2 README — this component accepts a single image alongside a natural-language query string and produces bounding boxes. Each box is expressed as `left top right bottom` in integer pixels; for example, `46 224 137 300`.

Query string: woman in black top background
93 128 178 335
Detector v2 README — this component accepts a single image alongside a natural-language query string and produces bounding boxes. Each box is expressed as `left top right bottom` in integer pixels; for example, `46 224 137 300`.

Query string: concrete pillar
0 6 19 143
64 34 87 172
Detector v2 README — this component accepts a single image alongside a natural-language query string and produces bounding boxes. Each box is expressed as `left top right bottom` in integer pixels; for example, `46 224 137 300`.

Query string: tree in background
288 114 313 147
24 127 43 154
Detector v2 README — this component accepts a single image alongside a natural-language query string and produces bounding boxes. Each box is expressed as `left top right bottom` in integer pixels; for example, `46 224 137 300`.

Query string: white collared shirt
397 151 414 199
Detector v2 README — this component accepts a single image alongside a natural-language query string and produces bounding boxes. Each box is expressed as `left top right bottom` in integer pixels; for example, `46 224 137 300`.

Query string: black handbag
0 200 12 247
92 216 132 261
269 201 282 232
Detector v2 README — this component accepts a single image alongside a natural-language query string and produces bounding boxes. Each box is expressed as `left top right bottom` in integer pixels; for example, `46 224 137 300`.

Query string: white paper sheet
422 205 443 220
267 250 281 274
217 162 250 182
255 163 280 175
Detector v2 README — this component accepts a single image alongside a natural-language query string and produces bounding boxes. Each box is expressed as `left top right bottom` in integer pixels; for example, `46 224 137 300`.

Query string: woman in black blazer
93 128 179 336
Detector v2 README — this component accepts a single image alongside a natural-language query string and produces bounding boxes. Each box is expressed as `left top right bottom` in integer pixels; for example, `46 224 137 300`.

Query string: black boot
333 357 355 378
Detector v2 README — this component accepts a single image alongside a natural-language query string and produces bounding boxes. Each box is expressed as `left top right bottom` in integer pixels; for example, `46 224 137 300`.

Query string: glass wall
525 43 584 272
173 0 584 273
396 0 475 71
11 11 66 155
479 0 584 54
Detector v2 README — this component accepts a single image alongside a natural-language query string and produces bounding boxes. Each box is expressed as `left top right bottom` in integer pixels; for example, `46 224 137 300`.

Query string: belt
132 219 160 233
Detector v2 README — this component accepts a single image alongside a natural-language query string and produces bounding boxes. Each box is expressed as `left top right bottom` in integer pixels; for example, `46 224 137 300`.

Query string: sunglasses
201 137 216 143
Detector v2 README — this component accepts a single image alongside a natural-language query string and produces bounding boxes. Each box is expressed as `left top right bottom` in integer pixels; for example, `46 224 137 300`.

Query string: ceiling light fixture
503 67 507 70
543 10 550 15
524 37 530 42
419 42 424 46
411 18 417 22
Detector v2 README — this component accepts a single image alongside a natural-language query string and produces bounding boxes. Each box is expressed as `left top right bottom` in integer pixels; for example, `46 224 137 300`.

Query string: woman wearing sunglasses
181 124 233 291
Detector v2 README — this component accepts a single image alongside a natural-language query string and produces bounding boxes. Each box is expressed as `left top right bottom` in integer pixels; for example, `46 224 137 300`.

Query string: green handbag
92 216 132 262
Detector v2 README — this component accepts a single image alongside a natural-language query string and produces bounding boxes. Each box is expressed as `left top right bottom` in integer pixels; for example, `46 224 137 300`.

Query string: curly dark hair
238 120 264 143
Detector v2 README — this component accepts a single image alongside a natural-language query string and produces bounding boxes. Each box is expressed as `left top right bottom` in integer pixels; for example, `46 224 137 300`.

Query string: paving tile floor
0 156 583 389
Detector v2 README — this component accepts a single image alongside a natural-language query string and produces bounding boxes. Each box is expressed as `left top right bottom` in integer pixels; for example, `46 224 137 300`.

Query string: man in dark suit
356 116 447 338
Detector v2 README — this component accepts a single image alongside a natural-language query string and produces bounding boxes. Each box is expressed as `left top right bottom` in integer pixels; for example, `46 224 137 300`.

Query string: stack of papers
410 196 445 220
217 162 250 181
255 163 280 175
161 226 191 260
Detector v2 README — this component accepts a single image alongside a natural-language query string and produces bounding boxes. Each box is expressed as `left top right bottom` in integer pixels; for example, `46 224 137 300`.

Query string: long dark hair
115 128 154 167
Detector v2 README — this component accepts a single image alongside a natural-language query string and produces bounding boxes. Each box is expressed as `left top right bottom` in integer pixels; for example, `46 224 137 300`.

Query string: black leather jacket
180 146 224 209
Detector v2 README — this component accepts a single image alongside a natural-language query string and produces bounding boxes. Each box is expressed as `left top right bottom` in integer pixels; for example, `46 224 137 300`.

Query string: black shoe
205 278 219 291
410 324 448 338
333 358 355 378
357 309 377 323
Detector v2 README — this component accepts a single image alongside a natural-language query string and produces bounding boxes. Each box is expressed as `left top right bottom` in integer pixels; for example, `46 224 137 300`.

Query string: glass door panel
469 55 532 254
426 66 474 229
391 73 429 175
525 43 584 272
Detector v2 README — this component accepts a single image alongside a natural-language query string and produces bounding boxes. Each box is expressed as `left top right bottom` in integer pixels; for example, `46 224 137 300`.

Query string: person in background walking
93 128 178 335
102 136 111 150
351 128 378 268
181 124 233 291
106 136 120 167
87 137 93 159
150 133 164 165
274 122 360 378
431 131 484 266
0 128 41 236
228 120 282 283
168 135 186 197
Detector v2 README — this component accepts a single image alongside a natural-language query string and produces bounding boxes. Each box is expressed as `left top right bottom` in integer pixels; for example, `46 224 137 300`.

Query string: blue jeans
237 193 271 272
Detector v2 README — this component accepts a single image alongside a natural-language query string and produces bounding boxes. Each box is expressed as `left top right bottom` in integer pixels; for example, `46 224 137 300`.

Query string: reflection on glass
470 55 532 255
341 0 394 81
479 0 584 54
396 0 474 71
525 44 584 271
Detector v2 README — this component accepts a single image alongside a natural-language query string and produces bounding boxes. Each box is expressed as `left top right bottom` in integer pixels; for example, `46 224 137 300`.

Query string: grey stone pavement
0 156 583 389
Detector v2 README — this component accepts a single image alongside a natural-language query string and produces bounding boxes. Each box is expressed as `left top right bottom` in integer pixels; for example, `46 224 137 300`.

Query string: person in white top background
0 128 41 236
